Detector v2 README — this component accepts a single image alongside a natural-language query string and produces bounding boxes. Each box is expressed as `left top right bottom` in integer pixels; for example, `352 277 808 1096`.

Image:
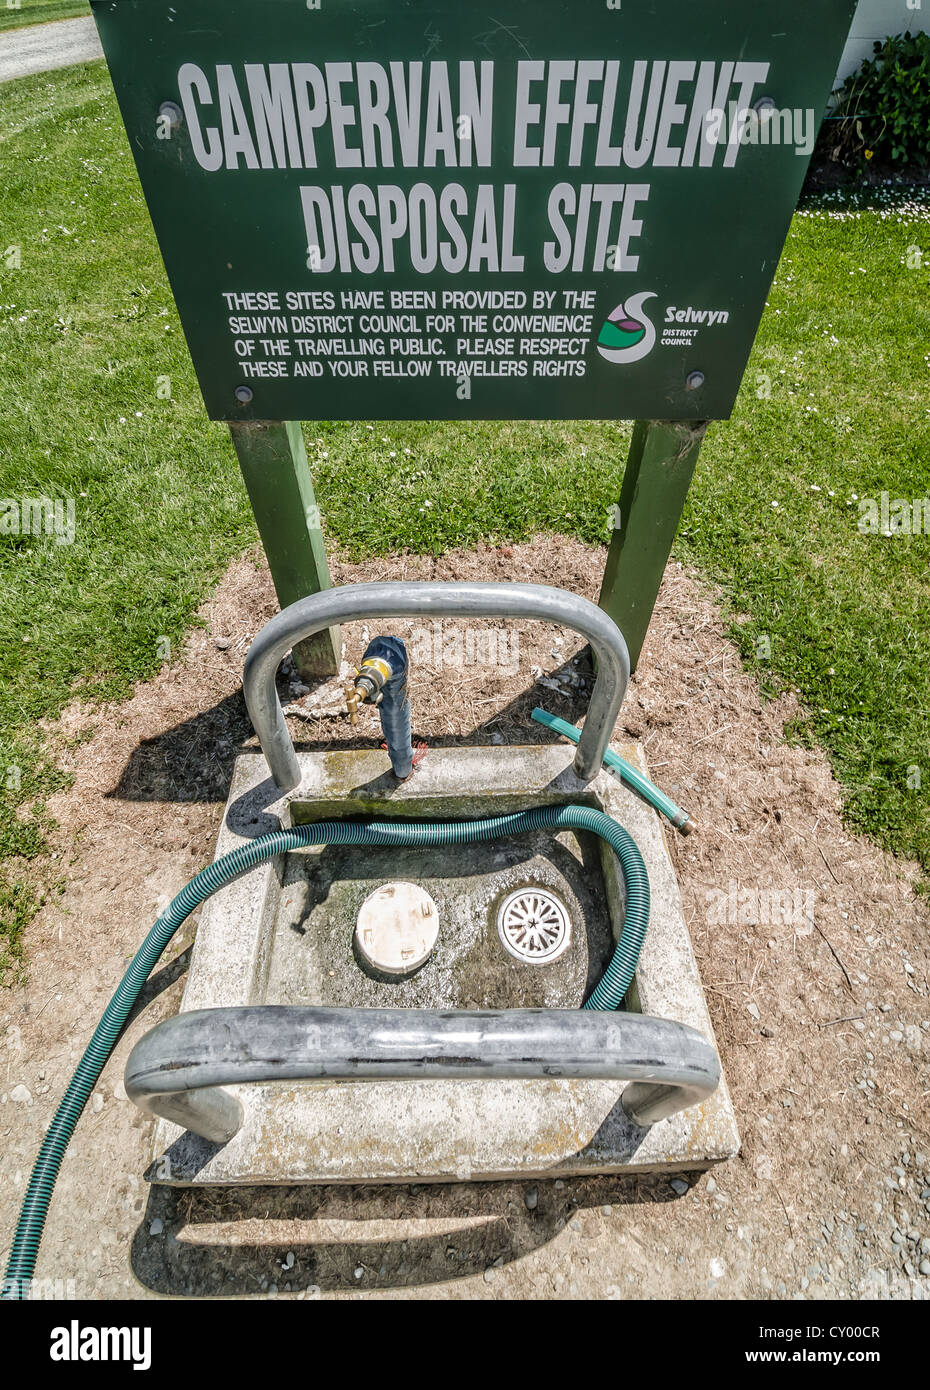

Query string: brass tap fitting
345 678 362 726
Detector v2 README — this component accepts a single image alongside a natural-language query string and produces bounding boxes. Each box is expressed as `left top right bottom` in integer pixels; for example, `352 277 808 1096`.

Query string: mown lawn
0 64 257 974
0 1 88 33
0 61 928 974
678 192 930 872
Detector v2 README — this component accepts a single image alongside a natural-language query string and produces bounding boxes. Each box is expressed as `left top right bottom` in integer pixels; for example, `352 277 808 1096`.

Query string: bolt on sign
92 0 855 421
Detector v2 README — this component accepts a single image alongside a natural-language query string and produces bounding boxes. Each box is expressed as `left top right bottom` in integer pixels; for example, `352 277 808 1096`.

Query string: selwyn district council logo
596 291 657 364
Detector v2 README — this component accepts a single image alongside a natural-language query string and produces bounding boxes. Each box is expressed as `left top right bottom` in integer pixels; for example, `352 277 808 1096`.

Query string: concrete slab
266 826 615 1010
148 743 740 1184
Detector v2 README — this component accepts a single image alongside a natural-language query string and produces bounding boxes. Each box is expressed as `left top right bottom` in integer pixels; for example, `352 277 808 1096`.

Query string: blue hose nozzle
356 635 413 779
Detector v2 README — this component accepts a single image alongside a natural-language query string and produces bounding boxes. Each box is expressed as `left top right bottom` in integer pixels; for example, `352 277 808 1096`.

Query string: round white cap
355 881 439 977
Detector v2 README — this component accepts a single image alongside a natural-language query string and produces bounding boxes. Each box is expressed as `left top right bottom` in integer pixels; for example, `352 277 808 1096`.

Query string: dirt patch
2 537 929 1300
802 158 930 196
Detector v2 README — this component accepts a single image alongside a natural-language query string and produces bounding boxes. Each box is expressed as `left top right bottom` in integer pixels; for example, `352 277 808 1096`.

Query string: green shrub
829 30 930 167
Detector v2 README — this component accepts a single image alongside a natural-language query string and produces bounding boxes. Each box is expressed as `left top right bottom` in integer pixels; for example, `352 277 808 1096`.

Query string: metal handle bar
125 1005 720 1142
243 582 630 791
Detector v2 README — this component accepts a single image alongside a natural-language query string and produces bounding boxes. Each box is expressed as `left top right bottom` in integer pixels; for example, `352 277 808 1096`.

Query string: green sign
92 0 855 421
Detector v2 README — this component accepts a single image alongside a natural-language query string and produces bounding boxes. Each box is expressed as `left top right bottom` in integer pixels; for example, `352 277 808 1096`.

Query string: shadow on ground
106 658 595 805
116 644 683 1299
130 1170 699 1297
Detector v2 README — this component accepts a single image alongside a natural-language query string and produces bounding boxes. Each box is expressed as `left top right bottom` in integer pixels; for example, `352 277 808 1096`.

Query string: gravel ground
0 17 101 84
2 538 929 1300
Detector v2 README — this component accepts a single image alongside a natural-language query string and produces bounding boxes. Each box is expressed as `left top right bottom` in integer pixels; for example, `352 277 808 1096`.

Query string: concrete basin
146 742 740 1184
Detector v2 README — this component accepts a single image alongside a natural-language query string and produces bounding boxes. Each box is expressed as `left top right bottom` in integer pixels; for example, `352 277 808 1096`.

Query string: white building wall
835 0 930 87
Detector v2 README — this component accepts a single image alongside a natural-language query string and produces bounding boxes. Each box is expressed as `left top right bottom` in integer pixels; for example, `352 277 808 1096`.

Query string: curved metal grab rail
125 1005 720 1143
243 582 630 791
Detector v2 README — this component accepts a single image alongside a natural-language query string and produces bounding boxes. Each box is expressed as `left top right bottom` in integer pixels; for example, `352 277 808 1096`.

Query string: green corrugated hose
531 707 695 834
2 804 648 1299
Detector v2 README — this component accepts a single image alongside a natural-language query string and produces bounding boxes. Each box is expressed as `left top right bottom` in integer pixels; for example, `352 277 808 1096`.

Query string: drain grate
496 887 571 964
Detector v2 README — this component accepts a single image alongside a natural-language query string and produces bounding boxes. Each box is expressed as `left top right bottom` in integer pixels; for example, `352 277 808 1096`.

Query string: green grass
0 64 257 972
302 192 930 874
679 189 930 868
1 62 929 974
0 1 87 32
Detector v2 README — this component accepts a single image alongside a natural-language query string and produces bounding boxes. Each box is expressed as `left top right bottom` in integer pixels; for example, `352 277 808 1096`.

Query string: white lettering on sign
178 57 768 173
180 60 496 170
173 54 772 281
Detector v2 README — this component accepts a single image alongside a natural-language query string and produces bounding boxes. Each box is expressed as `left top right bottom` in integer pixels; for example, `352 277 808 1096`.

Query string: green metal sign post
599 418 707 667
229 420 340 676
91 0 856 674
